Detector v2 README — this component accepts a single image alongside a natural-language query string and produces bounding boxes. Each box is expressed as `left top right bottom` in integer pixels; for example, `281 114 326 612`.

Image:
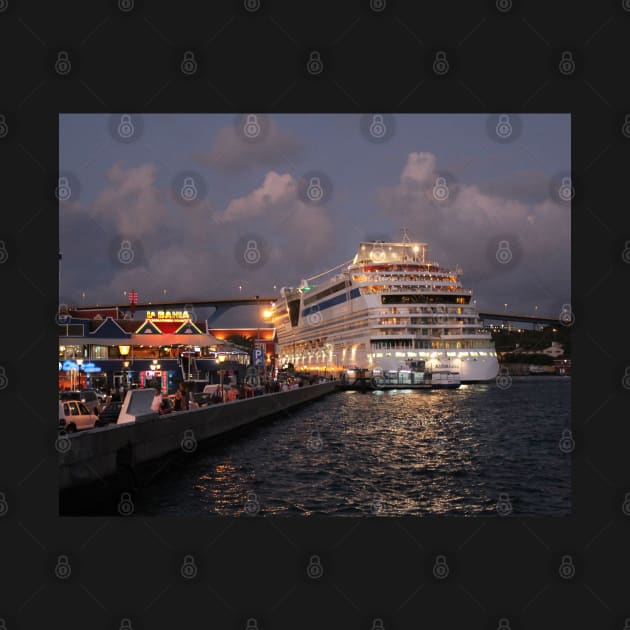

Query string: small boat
337 368 379 391
428 370 461 389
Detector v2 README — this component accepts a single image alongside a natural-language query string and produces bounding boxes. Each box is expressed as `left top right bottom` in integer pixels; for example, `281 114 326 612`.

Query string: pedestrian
150 385 162 413
178 383 190 411
173 389 184 411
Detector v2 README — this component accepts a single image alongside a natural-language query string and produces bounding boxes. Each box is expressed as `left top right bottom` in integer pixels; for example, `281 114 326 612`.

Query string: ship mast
401 226 411 261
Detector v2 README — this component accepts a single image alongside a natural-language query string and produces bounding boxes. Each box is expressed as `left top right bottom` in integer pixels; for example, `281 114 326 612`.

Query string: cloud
476 170 553 205
61 164 335 319
213 171 297 224
194 119 303 174
68 161 171 237
213 170 336 270
376 152 571 314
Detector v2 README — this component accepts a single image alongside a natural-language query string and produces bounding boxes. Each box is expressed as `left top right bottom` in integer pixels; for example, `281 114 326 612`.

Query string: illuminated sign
146 310 190 320
61 360 102 373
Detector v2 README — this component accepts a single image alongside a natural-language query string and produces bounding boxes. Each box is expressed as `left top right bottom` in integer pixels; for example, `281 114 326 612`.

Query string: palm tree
225 334 255 352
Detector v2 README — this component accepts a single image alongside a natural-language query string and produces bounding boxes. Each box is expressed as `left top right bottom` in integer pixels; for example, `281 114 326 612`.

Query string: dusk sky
60 113 570 326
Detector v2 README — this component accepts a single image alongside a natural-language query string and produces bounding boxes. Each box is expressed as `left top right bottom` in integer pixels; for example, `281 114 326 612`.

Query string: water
129 377 571 517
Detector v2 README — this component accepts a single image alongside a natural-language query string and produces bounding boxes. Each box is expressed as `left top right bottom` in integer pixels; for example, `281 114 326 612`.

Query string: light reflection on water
134 377 571 517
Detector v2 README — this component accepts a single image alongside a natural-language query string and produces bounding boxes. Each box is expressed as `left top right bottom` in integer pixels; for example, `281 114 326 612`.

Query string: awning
130 333 220 347
59 337 132 345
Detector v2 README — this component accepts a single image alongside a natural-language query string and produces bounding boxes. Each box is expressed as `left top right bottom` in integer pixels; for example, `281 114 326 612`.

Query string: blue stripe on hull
302 288 361 317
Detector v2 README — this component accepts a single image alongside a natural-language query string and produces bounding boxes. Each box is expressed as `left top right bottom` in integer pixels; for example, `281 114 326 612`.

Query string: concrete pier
59 382 336 490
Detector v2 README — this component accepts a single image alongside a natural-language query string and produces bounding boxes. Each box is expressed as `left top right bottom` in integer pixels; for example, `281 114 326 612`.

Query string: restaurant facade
58 307 272 394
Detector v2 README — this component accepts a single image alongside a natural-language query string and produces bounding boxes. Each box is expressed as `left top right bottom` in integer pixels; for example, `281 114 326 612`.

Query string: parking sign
253 348 264 366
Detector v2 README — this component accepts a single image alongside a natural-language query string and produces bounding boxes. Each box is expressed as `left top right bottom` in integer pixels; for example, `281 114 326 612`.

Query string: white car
59 400 98 433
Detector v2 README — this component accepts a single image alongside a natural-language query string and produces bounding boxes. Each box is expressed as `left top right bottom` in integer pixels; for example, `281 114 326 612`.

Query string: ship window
303 281 349 306
381 294 471 305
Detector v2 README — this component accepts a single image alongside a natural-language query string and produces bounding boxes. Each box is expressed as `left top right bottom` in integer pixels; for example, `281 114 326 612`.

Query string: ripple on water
128 379 571 516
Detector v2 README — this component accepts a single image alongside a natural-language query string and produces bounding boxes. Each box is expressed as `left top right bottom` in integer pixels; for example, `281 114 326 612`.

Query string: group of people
150 382 191 415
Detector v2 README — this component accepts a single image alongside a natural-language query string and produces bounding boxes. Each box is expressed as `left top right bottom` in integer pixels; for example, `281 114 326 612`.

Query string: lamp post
76 358 83 390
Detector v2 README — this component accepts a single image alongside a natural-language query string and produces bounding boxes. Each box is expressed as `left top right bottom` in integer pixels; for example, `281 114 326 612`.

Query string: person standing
150 385 162 413
178 383 189 411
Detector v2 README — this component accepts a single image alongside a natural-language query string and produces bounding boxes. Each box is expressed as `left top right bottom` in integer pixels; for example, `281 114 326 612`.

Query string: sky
59 113 570 326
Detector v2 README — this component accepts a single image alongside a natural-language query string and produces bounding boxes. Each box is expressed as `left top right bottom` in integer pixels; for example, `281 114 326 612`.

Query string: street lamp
76 358 83 390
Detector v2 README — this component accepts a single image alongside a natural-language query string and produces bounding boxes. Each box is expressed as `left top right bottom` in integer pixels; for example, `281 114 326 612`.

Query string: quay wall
59 382 336 490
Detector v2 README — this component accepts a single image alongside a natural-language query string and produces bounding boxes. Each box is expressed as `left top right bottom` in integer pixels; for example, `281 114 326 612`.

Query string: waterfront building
58 308 251 393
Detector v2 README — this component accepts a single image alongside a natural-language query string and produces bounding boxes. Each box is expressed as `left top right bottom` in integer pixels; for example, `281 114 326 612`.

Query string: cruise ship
268 232 499 383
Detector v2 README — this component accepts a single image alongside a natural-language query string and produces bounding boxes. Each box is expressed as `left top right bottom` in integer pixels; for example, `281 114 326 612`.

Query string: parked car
94 401 123 427
59 390 101 415
59 400 98 432
94 389 108 406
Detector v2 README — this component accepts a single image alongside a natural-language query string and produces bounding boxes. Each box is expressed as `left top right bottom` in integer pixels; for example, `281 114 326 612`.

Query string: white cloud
194 118 303 173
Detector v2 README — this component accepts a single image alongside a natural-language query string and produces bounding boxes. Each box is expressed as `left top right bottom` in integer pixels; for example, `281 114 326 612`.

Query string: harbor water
115 376 570 517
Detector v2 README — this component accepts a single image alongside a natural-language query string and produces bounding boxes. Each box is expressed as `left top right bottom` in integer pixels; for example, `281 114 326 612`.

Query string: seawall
59 381 336 490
